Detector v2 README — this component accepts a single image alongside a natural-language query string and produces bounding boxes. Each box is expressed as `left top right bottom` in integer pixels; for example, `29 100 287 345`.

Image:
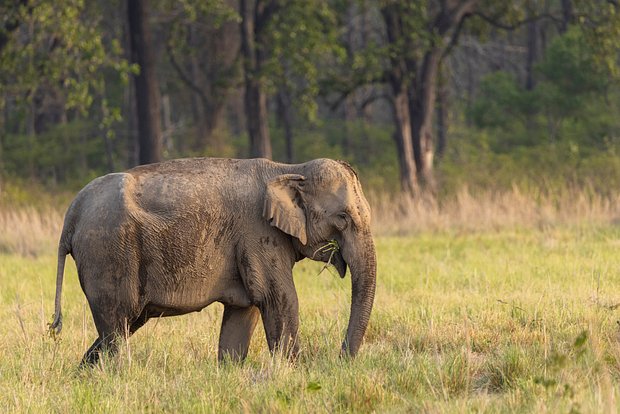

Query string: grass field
2 202 620 412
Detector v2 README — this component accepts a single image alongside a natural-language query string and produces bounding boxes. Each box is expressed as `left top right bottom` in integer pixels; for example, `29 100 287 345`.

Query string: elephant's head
263 159 376 357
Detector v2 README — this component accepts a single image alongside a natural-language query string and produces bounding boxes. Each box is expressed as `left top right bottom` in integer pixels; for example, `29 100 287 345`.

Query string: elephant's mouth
332 250 347 278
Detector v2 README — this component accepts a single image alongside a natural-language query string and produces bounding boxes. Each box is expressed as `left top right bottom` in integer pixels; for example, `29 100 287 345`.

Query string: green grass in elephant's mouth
311 239 340 275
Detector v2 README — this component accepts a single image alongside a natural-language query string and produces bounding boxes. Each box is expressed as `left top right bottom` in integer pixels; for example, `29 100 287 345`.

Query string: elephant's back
69 172 135 225
125 157 267 216
126 157 267 184
63 157 269 256
62 172 140 264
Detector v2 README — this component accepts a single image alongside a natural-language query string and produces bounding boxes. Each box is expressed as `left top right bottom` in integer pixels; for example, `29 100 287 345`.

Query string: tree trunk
188 29 205 153
240 0 272 159
560 0 573 33
127 0 162 165
342 2 357 158
0 105 4 176
245 79 272 159
525 11 538 91
382 4 417 195
358 0 371 166
436 63 448 160
185 24 229 154
382 0 476 194
392 90 417 196
409 50 441 191
122 14 138 167
276 88 294 163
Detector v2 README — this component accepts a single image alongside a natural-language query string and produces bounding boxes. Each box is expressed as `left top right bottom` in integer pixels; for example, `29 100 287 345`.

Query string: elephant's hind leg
80 332 121 367
80 309 148 367
80 312 127 367
218 305 260 362
80 287 143 367
81 336 104 366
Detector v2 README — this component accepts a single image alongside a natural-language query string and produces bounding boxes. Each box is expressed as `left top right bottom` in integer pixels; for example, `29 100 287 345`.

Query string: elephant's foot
79 334 120 368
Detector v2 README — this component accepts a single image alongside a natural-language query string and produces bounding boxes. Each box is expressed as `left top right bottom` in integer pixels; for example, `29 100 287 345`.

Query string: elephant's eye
335 212 349 230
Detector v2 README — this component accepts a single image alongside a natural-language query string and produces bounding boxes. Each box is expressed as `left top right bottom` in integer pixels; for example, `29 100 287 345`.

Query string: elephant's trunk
341 234 376 357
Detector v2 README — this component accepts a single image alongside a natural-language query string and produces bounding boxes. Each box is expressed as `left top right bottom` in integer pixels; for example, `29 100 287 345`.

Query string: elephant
49 157 376 365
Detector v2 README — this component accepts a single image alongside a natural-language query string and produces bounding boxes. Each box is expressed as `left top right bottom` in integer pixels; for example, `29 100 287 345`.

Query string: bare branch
255 0 282 36
473 11 562 31
165 41 209 110
442 9 471 58
323 72 389 111
360 91 391 110
435 0 477 35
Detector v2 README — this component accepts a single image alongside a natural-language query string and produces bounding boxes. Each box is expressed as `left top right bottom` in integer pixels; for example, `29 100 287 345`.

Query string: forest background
1 0 619 206
3 2 620 412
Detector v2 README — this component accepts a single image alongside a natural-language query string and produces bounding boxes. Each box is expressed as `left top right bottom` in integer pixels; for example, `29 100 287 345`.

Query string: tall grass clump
0 207 62 257
371 185 620 235
3 180 620 411
2 182 620 256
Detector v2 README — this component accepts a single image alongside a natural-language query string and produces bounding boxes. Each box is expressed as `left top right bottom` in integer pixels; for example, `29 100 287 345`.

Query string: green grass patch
2 227 620 412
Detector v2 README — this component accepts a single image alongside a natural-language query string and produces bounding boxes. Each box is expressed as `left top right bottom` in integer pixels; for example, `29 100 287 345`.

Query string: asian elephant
49 157 376 365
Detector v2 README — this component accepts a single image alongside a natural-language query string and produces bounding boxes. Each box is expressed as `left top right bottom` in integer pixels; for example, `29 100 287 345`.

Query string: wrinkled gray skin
50 157 376 366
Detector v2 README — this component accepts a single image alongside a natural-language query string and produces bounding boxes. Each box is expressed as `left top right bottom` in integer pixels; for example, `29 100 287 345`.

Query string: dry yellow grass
0 207 62 257
370 186 620 235
2 186 619 256
3 186 620 412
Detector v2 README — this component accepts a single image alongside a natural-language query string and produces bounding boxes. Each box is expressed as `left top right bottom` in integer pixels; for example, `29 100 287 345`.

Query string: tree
362 1 478 194
347 1 570 194
240 0 276 159
471 25 614 148
163 1 240 154
276 82 295 163
128 0 163 164
0 0 132 178
239 0 343 160
381 4 419 195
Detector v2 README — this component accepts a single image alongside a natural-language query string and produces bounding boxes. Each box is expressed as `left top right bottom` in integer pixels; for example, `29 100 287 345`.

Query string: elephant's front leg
260 278 300 359
218 305 260 362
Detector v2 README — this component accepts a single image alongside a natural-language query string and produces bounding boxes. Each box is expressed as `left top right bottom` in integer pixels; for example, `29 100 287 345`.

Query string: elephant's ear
263 174 308 245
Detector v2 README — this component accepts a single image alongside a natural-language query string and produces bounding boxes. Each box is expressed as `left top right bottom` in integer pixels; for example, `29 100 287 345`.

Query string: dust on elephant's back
122 173 243 297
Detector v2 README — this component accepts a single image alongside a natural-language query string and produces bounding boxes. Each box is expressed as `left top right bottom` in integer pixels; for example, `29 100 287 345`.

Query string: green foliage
536 27 609 122
538 29 606 95
469 72 536 132
460 26 620 196
2 120 118 187
161 0 240 85
0 0 134 127
159 0 238 25
381 1 432 61
471 26 616 141
573 0 620 78
437 127 620 197
266 0 346 122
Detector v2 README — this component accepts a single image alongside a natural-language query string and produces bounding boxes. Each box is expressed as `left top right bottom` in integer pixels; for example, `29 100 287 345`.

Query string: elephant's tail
49 242 69 337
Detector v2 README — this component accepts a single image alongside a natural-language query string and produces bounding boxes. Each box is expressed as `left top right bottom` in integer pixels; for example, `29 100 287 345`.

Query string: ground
2 225 620 412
